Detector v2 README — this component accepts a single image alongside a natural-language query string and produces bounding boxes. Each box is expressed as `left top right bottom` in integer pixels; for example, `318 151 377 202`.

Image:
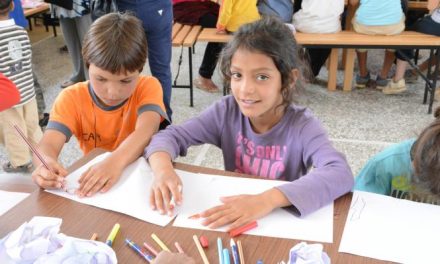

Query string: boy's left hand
199 193 274 231
76 158 124 197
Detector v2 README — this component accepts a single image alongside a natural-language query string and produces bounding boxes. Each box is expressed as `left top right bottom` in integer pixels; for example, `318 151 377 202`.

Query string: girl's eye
97 78 106 82
121 80 132 84
257 75 269 81
231 72 241 79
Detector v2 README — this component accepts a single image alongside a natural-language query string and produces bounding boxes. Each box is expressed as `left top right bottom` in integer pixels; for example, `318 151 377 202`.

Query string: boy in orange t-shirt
31 13 169 197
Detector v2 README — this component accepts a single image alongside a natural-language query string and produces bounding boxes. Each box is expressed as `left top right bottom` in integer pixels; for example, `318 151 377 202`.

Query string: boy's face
89 64 140 107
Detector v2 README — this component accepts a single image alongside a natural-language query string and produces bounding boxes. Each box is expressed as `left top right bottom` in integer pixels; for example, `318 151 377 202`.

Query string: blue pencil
223 248 231 264
218 237 224 264
125 238 153 263
230 238 240 264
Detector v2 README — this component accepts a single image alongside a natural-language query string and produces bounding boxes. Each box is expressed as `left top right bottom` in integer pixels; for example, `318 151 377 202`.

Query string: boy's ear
9 1 14 12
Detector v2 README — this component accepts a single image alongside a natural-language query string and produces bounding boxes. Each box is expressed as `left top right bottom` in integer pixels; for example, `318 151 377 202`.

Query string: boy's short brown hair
82 12 147 74
0 0 13 16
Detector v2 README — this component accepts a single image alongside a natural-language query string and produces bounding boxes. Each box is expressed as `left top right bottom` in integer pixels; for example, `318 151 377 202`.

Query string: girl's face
230 48 284 133
89 64 140 107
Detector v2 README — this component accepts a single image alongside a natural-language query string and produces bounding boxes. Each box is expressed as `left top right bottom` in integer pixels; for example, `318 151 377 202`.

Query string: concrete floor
1 28 437 184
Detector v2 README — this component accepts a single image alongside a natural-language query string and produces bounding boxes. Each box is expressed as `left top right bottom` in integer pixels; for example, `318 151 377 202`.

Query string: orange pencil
229 221 258 237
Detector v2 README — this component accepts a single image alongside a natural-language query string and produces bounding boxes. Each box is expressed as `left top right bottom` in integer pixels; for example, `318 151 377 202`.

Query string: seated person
31 13 169 197
355 106 440 205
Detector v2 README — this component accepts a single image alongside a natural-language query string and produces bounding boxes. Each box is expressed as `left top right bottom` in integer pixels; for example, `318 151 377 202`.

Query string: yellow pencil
151 233 170 252
237 240 245 264
193 235 210 264
106 223 120 247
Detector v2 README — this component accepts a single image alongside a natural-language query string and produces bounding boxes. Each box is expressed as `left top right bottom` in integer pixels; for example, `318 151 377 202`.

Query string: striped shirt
0 19 35 107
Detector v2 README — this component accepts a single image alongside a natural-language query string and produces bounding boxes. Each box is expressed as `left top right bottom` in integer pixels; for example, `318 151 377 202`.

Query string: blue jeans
118 0 173 121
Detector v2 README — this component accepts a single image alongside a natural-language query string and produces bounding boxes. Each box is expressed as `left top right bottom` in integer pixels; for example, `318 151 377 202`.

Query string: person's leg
379 50 396 79
75 14 92 80
383 59 408 94
23 97 43 148
197 13 223 92
141 4 173 120
1 103 33 170
305 48 332 77
59 17 85 87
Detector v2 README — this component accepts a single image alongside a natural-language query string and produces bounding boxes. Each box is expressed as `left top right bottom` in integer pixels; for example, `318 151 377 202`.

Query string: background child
355 106 440 205
216 0 260 33
31 13 169 197
383 0 440 95
350 0 405 89
292 0 345 78
0 73 20 112
0 0 42 173
145 17 353 230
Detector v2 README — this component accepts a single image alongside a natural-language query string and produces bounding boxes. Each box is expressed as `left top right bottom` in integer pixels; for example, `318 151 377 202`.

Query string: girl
144 17 354 230
350 0 405 89
355 106 440 205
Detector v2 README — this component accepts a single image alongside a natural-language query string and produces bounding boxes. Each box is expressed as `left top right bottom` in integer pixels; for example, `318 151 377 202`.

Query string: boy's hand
150 168 182 216
32 159 68 189
76 157 124 197
200 193 275 231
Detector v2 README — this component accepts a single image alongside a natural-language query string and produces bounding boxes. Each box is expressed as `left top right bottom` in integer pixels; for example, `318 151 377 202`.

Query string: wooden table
23 3 57 37
0 151 392 263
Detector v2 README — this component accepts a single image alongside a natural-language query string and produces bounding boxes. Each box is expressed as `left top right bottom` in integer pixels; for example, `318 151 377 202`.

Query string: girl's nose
239 77 255 94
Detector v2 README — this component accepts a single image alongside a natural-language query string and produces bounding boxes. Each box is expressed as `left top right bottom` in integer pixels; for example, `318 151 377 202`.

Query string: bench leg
343 49 356 92
428 49 440 114
327 48 338 91
188 47 194 107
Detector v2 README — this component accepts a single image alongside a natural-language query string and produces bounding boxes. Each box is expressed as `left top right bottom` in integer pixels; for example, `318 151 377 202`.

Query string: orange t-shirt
47 76 168 154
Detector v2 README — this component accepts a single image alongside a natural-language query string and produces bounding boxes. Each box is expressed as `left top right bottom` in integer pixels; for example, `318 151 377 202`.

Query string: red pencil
12 124 55 175
229 221 258 237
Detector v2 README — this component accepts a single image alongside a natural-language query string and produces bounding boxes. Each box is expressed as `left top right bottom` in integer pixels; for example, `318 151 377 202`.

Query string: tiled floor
1 25 437 183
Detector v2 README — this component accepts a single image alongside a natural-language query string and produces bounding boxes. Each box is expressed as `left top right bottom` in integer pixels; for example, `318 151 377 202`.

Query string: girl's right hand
31 159 68 189
149 168 183 216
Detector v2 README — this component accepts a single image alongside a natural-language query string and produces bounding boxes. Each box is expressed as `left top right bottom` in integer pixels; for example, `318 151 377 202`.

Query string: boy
31 13 169 197
0 0 42 173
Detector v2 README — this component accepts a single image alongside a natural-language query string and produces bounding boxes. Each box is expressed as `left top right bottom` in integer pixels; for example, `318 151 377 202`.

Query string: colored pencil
151 233 170 252
193 235 210 264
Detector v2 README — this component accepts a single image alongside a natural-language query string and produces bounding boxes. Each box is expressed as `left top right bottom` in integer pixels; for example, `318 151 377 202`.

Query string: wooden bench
171 23 202 107
197 28 440 113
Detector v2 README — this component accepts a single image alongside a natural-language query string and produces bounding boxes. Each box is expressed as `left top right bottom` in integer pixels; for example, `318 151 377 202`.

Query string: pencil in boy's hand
12 123 55 176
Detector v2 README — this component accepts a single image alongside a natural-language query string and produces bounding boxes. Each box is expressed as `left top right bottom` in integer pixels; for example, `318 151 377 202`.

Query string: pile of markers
91 220 259 263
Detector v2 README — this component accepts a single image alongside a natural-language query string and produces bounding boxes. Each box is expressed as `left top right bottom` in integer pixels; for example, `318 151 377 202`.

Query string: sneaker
2 161 33 173
355 73 371 88
404 70 418 83
382 79 407 95
375 75 389 90
39 113 49 128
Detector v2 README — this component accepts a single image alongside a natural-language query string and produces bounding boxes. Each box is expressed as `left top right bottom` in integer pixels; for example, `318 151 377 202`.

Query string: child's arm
349 0 359 5
31 130 69 189
216 0 232 32
148 151 183 216
201 114 354 229
76 111 161 197
0 74 20 111
145 99 226 215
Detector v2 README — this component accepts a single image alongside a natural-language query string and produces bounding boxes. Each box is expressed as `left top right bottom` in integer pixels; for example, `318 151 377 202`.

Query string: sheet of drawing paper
0 190 29 216
46 153 174 226
173 172 334 243
339 191 440 263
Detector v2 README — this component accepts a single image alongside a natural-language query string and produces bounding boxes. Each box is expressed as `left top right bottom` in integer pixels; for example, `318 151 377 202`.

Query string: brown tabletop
23 3 50 17
0 150 392 263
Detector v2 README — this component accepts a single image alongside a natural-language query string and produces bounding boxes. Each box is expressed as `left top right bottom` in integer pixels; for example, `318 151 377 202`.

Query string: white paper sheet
0 190 29 216
173 172 334 243
46 153 174 226
339 191 440 263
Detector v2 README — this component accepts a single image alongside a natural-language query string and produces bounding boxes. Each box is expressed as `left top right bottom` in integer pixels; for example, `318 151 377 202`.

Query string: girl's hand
216 24 226 34
32 159 68 189
150 168 183 216
76 157 124 197
200 193 276 231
